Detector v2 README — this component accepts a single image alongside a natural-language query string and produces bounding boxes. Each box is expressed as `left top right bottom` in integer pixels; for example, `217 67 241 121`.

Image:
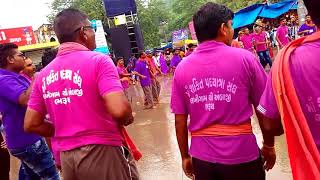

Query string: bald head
53 8 88 43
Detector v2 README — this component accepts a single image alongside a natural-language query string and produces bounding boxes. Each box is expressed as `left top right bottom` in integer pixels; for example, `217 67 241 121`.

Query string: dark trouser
151 79 161 101
257 50 272 68
10 138 60 180
142 84 154 107
0 135 10 180
61 145 139 180
192 157 265 180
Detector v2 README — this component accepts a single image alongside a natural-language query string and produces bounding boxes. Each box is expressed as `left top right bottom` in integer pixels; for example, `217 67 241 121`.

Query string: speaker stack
103 0 144 62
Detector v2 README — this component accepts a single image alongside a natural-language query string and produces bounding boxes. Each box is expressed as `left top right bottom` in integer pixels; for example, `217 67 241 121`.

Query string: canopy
233 0 297 29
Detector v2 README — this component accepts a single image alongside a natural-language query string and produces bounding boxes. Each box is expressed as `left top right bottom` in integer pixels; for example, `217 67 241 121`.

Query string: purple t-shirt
0 69 41 149
171 40 267 164
277 25 290 46
170 55 182 67
252 32 268 52
134 59 151 87
258 40 320 151
240 34 254 51
298 24 317 36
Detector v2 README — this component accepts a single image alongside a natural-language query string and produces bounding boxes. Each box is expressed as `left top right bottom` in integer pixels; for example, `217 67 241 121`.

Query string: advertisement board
172 29 189 43
91 20 110 54
0 26 36 46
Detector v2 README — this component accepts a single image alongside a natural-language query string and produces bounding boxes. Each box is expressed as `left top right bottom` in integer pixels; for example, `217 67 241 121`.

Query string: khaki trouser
61 145 139 180
142 85 154 107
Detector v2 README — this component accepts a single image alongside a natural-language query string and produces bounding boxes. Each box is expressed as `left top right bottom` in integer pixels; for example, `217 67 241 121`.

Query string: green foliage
48 0 105 23
48 0 280 48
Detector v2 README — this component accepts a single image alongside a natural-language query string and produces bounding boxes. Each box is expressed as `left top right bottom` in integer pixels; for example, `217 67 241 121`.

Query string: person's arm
98 57 134 126
132 71 146 79
175 114 194 179
24 109 55 137
276 31 282 47
102 92 133 126
248 54 277 171
18 83 33 106
175 114 189 159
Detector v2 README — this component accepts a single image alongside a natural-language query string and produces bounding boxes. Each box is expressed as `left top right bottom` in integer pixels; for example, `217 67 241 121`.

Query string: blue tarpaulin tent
233 0 297 29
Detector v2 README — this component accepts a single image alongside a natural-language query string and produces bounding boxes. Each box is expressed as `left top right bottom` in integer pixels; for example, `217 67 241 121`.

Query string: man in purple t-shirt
171 2 276 179
134 51 154 109
0 43 59 179
258 0 320 175
276 17 291 48
298 14 318 37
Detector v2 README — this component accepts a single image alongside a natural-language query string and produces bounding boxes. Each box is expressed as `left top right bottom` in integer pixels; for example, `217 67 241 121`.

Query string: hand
182 156 194 179
261 144 276 171
123 114 134 126
1 140 7 149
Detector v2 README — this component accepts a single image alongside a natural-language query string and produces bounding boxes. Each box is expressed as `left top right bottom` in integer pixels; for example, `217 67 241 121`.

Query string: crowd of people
0 0 319 180
232 13 317 70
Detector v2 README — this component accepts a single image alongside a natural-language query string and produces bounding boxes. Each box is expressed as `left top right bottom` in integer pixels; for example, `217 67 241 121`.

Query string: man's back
28 44 124 151
290 40 320 148
171 40 267 164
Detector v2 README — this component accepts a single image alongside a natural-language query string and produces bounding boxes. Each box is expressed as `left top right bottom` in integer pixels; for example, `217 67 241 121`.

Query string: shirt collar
0 69 20 77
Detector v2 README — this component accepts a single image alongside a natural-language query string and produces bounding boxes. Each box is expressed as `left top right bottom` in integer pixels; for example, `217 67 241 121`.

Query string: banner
172 29 189 43
188 21 197 40
0 26 36 46
91 20 110 54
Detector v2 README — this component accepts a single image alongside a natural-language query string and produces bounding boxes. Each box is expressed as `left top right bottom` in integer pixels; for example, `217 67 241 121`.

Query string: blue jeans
257 50 272 68
10 138 60 180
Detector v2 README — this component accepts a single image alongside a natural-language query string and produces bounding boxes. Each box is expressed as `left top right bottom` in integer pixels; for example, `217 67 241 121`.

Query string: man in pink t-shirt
171 2 276 179
240 27 254 52
252 26 273 68
24 9 138 180
276 18 291 48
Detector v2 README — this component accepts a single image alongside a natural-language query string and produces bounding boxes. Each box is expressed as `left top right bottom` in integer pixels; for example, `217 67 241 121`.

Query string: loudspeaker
109 25 131 62
109 24 144 62
103 0 137 17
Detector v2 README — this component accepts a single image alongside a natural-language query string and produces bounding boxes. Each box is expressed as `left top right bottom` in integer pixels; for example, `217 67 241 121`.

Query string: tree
48 0 105 23
136 0 171 49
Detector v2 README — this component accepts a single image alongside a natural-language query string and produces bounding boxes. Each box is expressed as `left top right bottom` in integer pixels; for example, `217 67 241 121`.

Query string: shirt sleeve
257 70 281 119
170 70 188 114
0 76 27 104
248 55 267 107
96 55 123 96
28 77 47 114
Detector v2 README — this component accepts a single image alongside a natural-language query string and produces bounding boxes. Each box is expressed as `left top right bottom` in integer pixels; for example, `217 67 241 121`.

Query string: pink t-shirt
252 32 268 52
258 40 320 151
240 34 254 51
171 40 267 164
117 66 129 89
28 43 124 152
277 25 290 46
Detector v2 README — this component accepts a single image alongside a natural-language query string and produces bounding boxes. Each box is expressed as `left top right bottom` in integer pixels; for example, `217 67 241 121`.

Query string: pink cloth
258 39 320 151
277 25 290 46
252 32 267 52
28 42 124 152
171 40 267 164
240 34 254 51
117 66 130 89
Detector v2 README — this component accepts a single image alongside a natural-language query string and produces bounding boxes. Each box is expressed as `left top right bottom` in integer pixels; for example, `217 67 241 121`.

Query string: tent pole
297 0 308 26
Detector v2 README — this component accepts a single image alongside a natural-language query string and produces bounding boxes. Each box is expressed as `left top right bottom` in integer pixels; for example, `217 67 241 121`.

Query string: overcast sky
0 0 54 29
